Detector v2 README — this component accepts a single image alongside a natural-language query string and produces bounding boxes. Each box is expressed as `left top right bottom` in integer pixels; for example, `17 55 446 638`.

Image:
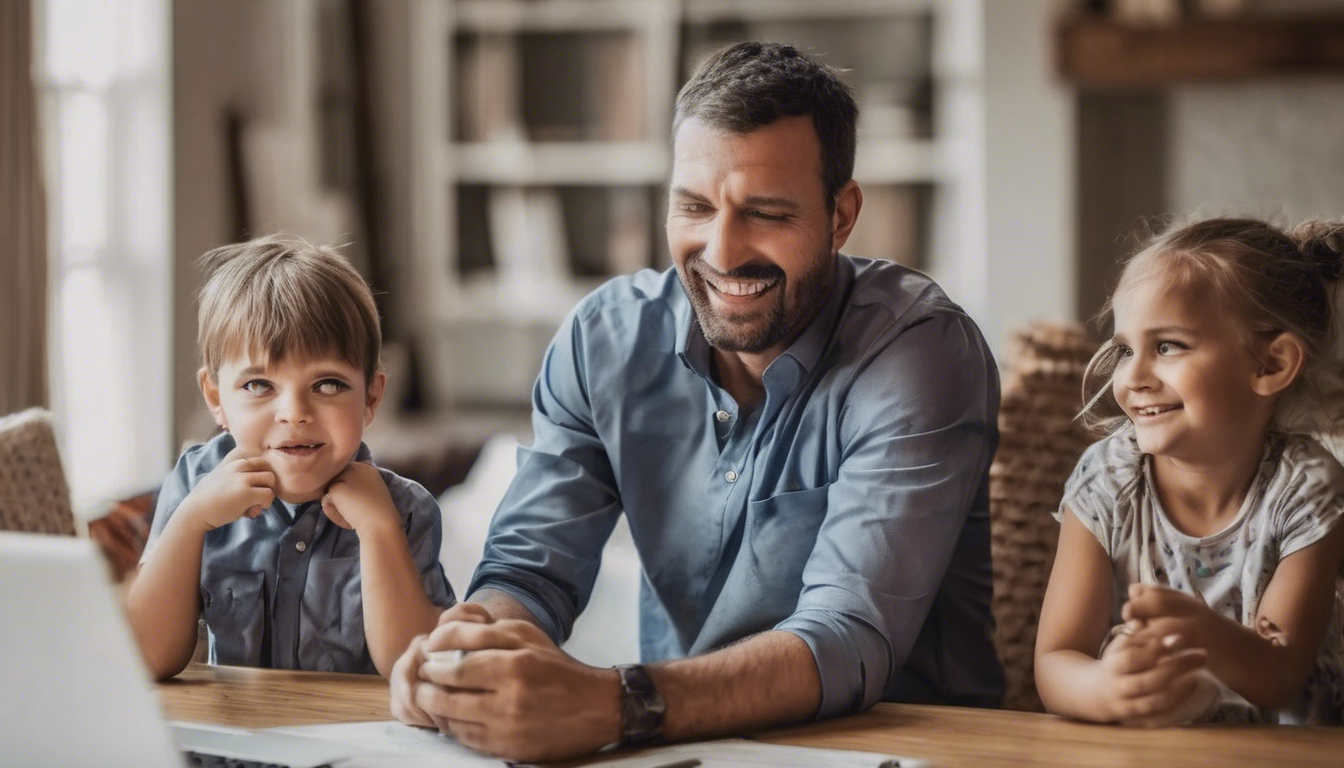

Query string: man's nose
700 214 750 274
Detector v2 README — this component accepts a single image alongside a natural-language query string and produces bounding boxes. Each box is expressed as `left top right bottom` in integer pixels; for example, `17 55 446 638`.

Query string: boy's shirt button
295 541 307 552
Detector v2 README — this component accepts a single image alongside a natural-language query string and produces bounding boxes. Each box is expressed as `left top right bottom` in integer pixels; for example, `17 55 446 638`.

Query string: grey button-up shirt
470 255 1004 716
147 432 455 673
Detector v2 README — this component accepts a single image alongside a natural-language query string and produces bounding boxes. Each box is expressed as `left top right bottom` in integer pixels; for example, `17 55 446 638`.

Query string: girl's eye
242 379 272 395
1156 341 1184 355
315 379 349 395
1116 345 1133 359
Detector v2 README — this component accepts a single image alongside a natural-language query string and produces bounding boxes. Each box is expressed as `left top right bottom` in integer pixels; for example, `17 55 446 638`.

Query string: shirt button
725 470 738 483
715 410 731 423
294 541 307 553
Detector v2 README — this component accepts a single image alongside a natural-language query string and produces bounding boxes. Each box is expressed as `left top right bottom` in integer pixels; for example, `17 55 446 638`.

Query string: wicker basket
990 324 1099 711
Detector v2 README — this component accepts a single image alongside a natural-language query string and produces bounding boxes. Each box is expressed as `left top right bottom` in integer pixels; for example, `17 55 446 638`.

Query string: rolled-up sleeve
467 306 623 643
775 311 998 718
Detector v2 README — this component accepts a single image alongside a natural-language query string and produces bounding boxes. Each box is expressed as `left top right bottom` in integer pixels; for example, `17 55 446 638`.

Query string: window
36 0 171 516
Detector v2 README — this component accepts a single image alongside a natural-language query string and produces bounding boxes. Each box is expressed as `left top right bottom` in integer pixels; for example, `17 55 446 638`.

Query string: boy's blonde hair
197 233 381 384
1080 216 1344 435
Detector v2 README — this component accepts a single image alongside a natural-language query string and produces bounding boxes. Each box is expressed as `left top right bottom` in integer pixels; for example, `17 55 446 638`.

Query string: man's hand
390 604 496 728
1092 625 1210 725
321 461 397 533
177 447 275 533
1122 583 1223 652
402 612 622 762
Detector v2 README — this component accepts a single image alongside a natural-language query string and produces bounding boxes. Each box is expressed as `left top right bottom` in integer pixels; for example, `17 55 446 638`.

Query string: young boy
128 234 454 679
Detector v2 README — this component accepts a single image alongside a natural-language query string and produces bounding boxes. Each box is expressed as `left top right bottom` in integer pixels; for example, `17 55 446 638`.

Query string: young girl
1036 217 1344 726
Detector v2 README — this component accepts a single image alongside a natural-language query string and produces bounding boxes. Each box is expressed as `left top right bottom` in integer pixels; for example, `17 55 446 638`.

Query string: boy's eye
242 379 272 395
314 379 349 395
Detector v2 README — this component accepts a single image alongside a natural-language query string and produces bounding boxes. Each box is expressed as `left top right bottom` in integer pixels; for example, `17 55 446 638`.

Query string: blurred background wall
17 0 1344 517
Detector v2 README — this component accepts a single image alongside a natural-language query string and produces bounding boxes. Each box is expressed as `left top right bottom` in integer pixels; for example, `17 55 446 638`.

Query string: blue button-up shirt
469 255 1004 716
146 432 455 673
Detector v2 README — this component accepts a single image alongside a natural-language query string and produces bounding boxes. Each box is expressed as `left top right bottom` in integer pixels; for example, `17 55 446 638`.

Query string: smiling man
390 42 1005 762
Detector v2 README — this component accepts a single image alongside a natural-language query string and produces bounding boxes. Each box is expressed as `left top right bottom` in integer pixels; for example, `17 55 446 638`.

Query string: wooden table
160 664 1344 767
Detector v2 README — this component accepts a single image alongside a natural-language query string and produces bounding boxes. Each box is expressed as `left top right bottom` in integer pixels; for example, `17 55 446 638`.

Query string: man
390 42 1004 762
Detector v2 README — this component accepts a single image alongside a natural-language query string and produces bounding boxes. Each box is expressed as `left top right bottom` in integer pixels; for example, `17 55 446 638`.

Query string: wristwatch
614 663 665 746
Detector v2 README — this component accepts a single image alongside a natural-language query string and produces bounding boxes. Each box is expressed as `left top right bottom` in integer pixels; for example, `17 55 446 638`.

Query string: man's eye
749 210 786 221
242 379 271 394
315 379 348 395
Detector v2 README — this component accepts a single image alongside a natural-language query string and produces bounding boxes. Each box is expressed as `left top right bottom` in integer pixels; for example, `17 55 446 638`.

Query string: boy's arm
1124 519 1344 711
126 448 275 680
322 462 444 677
1035 508 1206 722
126 506 211 680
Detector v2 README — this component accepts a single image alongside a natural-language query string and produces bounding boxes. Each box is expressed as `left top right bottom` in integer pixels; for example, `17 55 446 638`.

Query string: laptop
0 530 353 768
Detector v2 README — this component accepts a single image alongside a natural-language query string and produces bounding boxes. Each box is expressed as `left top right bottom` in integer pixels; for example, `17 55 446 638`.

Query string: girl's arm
321 462 442 677
1035 507 1207 722
1124 519 1344 711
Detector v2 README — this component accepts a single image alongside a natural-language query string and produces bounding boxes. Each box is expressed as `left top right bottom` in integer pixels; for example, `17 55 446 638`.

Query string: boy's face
199 353 385 504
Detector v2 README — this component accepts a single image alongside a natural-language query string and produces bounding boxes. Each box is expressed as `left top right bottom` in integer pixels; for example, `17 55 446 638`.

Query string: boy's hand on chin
181 446 277 532
321 461 397 534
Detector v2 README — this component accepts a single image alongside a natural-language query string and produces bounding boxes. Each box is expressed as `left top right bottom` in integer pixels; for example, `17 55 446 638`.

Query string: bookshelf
408 0 979 406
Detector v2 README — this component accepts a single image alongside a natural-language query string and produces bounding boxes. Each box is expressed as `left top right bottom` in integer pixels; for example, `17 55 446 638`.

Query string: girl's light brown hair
1079 217 1344 435
196 233 381 383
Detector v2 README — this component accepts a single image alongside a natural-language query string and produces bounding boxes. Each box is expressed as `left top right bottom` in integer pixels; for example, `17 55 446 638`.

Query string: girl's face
1110 279 1269 463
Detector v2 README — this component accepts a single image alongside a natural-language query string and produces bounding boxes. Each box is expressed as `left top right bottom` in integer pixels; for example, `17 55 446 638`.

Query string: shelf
453 0 664 33
450 142 670 185
450 275 607 325
683 0 932 24
1057 15 1344 89
853 138 939 184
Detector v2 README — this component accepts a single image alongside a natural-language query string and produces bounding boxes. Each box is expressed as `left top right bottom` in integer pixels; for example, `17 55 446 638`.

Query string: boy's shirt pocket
200 567 267 667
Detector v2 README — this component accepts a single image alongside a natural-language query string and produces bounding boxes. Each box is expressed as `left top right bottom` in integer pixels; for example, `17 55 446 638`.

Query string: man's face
667 115 844 356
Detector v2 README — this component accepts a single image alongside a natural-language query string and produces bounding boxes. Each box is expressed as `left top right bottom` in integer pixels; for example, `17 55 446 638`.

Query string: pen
650 760 701 768
424 649 467 665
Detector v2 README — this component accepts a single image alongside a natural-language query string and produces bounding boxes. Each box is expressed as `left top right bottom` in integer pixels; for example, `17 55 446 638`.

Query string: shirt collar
674 255 855 388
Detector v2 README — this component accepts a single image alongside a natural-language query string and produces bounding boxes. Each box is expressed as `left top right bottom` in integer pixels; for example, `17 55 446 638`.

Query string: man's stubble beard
679 239 836 355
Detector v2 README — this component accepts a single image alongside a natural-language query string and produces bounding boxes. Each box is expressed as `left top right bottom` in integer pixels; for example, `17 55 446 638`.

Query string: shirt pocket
200 569 266 666
745 484 831 595
300 555 367 672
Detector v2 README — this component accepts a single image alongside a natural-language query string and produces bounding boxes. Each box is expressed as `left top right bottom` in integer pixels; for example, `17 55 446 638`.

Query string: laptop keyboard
185 751 329 768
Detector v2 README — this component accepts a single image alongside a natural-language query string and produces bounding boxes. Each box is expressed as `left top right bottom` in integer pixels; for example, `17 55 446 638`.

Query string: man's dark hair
673 41 858 209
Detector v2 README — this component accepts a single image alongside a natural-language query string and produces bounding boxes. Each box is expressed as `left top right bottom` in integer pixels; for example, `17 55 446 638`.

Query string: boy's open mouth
273 441 326 456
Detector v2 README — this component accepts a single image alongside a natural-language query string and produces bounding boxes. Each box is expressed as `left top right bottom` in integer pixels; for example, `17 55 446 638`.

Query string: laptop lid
0 531 183 768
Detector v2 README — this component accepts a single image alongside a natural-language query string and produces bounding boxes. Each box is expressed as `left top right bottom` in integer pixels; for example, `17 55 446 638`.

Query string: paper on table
572 739 935 768
264 720 505 768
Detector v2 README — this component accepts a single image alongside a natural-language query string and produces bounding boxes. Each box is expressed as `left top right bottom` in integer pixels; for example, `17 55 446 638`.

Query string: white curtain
37 0 172 517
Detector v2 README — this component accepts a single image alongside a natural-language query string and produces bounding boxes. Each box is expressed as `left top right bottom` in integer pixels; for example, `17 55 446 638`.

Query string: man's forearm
468 586 549 628
650 630 821 741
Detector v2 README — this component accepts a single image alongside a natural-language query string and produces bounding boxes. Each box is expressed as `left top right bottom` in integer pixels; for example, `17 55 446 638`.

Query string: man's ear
198 367 227 430
364 370 387 426
1252 332 1306 397
829 180 863 254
